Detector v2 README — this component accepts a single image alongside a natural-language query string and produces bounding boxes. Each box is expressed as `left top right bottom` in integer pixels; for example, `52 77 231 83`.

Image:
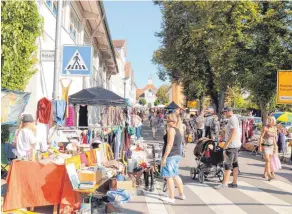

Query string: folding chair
1 143 17 179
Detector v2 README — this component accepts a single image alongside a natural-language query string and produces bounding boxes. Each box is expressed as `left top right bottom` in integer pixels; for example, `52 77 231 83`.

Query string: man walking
196 111 205 139
215 106 241 189
204 108 214 138
150 112 159 139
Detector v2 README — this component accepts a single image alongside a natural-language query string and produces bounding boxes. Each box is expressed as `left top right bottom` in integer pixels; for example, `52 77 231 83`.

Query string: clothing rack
56 125 123 130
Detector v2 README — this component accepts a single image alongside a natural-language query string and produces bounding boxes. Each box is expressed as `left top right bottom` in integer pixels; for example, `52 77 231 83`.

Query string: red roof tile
136 84 158 98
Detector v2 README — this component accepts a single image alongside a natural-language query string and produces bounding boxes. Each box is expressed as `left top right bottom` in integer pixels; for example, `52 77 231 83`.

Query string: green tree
239 1 292 123
154 99 161 106
1 0 43 91
156 84 170 104
153 1 259 114
139 98 147 106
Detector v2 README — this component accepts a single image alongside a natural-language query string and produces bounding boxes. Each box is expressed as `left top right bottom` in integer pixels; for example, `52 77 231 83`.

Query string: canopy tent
165 102 180 109
134 103 143 108
69 87 126 106
157 104 165 108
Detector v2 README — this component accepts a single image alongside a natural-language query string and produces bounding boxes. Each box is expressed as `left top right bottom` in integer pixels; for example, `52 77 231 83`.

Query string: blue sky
104 1 166 89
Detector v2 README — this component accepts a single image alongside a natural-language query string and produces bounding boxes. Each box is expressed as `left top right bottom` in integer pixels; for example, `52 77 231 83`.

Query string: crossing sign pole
61 45 93 77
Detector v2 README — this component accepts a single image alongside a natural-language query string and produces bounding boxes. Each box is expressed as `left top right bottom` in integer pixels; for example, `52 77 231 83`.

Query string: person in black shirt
161 113 185 204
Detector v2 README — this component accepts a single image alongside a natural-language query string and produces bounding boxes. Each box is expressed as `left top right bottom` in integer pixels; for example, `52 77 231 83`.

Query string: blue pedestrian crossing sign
62 45 92 76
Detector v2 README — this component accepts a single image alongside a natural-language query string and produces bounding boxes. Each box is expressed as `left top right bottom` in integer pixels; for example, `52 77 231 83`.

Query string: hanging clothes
79 105 88 127
60 79 72 118
114 129 122 160
82 132 87 145
36 97 53 127
52 100 66 126
87 129 92 144
65 105 75 127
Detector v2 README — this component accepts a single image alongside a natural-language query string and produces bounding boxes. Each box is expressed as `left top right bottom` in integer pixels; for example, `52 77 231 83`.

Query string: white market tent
134 103 143 108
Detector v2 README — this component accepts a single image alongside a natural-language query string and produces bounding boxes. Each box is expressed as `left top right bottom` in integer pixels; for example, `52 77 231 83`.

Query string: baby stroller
190 138 224 183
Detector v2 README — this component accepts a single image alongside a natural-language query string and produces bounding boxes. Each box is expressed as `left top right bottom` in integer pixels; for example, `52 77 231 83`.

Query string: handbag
270 154 282 172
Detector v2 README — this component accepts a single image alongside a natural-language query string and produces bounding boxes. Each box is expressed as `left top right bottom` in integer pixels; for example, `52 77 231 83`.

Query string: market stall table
3 160 81 213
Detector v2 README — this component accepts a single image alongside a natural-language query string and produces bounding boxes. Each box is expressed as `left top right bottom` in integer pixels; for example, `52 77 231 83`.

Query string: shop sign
277 70 292 104
41 50 55 62
187 100 197 108
62 45 92 77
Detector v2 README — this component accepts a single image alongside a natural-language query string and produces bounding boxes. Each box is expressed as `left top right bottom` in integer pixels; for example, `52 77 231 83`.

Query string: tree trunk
259 99 268 126
199 94 205 113
218 89 226 119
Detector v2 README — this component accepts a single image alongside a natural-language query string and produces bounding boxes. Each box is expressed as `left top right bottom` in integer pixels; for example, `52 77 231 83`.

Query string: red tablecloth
3 160 81 213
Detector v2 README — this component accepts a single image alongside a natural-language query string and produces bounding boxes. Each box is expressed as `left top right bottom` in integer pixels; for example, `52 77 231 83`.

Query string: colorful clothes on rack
79 105 88 127
87 129 92 144
114 129 122 160
60 79 72 118
36 97 53 126
52 100 66 126
65 105 75 127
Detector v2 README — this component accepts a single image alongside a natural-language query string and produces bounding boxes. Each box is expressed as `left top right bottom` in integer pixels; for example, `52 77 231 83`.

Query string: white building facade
111 40 137 104
136 77 157 108
25 0 119 123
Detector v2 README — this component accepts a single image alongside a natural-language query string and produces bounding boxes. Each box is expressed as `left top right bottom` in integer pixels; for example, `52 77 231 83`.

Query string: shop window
69 7 80 42
45 0 58 16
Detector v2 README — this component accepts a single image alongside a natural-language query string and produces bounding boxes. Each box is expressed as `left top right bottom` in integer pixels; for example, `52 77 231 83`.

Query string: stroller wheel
198 170 205 183
190 168 196 180
217 169 224 182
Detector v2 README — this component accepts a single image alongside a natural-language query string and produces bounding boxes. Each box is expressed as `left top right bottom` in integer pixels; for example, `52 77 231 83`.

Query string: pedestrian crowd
140 105 290 204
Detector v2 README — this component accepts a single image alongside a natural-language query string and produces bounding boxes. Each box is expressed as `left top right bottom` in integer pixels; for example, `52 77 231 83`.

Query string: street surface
4 122 291 214
121 122 292 214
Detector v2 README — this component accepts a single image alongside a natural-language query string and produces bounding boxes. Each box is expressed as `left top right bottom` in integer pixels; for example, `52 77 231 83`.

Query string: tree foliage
154 99 160 106
153 1 259 113
238 1 292 120
139 98 147 106
1 0 43 91
153 1 292 121
156 84 170 104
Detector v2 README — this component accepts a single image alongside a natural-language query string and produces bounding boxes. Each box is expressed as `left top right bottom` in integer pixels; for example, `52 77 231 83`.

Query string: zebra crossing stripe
187 183 247 214
264 180 292 194
144 187 168 214
237 181 292 214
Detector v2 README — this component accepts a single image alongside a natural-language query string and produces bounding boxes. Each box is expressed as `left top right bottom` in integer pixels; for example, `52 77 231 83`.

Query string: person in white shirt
196 112 205 139
15 114 37 158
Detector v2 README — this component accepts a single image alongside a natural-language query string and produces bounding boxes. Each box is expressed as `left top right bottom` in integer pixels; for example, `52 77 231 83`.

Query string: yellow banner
187 101 197 108
277 71 292 104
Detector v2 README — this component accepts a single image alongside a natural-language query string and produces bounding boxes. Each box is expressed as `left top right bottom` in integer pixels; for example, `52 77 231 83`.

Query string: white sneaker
161 197 175 204
214 184 228 189
176 195 186 200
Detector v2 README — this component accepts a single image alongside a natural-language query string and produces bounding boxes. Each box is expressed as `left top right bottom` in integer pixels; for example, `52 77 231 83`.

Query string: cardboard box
78 169 102 184
110 179 136 195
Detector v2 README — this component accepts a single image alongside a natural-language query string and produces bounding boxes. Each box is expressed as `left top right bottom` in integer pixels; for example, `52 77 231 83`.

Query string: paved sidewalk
121 121 292 214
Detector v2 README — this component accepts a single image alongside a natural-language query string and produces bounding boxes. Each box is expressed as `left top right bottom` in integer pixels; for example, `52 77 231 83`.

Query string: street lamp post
52 0 63 99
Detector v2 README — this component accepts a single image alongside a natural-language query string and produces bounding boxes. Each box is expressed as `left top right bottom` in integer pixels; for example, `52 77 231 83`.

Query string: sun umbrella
276 112 292 123
272 112 283 119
